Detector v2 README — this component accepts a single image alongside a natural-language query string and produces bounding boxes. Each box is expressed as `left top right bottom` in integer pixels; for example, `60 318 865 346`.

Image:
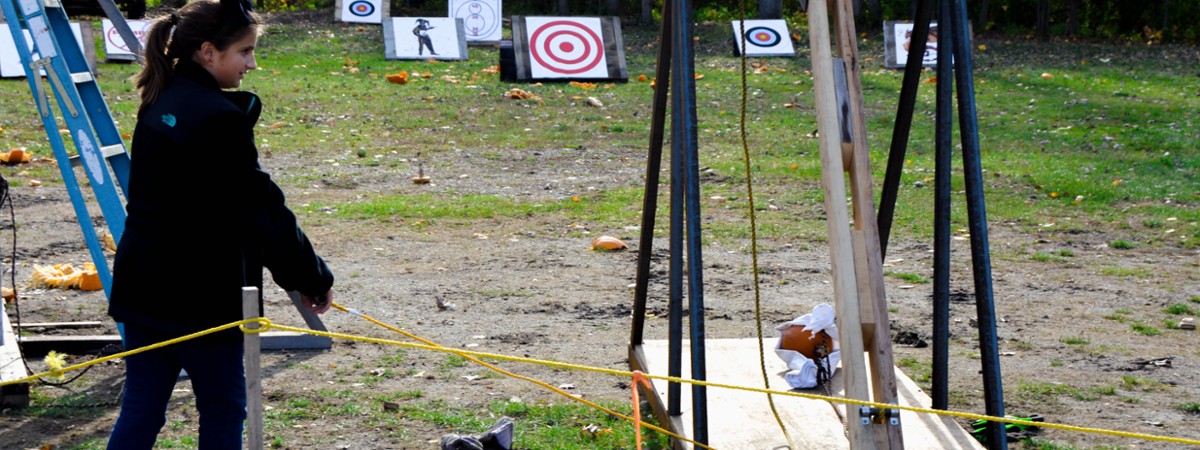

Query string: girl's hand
301 290 333 314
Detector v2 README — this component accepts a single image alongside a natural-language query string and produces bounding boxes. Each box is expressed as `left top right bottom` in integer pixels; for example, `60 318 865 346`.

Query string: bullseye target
731 19 795 57
512 16 628 81
348 0 374 16
744 26 781 47
337 0 383 23
529 20 605 75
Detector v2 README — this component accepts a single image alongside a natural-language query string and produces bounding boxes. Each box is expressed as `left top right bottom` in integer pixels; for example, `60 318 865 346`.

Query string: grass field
1 9 1198 449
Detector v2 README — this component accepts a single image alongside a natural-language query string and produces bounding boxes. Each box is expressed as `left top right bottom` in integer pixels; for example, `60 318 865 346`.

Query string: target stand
510 16 627 83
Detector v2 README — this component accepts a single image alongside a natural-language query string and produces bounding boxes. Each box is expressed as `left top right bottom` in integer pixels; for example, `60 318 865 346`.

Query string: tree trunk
641 0 653 25
979 0 989 31
866 0 881 27
758 0 782 19
557 0 569 15
1067 0 1078 36
1162 0 1170 31
1036 0 1049 40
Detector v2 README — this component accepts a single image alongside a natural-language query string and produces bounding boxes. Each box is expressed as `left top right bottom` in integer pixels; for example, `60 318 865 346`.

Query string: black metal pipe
630 0 675 349
667 59 685 419
671 0 707 442
932 0 953 412
949 0 1007 447
878 0 935 257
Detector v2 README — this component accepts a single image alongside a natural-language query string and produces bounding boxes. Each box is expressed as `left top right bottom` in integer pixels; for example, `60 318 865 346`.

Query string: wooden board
636 339 983 449
1 301 31 406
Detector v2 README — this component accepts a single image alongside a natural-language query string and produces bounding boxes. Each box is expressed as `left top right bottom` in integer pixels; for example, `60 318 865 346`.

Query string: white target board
511 16 627 82
883 21 963 69
0 22 85 78
336 0 385 24
101 19 152 61
450 0 502 43
383 18 468 60
731 19 794 57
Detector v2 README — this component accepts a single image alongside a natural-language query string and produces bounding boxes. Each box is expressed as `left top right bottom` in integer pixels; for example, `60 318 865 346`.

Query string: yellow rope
1 318 266 387
735 14 796 450
7 316 1200 447
328 303 713 449
265 321 1200 447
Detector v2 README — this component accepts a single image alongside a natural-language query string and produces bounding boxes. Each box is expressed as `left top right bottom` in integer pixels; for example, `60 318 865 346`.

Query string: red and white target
101 19 151 59
526 17 607 79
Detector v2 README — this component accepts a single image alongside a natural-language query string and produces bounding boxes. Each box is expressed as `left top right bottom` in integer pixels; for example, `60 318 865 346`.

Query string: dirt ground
2 12 1199 450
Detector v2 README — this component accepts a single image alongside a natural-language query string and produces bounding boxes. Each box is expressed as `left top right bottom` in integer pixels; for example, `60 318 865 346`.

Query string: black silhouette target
745 26 781 47
529 20 605 75
348 0 375 17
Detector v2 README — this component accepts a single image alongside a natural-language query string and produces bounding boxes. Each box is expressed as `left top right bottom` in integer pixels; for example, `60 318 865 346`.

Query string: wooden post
242 287 263 450
806 0 874 448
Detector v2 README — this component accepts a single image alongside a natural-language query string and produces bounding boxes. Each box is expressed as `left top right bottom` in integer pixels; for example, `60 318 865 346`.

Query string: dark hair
134 0 262 117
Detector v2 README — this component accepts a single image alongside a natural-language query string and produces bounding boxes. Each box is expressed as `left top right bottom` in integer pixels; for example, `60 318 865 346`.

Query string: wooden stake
243 287 264 450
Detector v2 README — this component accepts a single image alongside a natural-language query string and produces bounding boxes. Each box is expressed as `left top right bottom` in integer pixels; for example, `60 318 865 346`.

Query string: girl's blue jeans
107 323 247 449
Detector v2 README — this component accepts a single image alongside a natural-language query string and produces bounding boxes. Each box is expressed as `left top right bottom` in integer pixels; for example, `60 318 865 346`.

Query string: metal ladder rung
68 144 126 167
71 72 93 83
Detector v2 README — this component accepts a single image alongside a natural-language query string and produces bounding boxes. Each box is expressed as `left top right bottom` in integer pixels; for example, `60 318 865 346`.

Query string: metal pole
630 0 673 348
878 0 934 257
949 0 1006 447
669 0 707 442
932 0 953 412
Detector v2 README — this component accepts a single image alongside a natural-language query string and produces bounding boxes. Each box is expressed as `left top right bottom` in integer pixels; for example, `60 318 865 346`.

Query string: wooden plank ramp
1 301 31 407
634 338 983 450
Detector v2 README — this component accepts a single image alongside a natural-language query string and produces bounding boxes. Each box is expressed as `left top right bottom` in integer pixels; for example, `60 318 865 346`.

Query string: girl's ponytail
132 14 177 118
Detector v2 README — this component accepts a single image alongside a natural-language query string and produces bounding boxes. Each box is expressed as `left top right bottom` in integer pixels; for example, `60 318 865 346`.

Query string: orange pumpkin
780 326 834 360
79 263 103 291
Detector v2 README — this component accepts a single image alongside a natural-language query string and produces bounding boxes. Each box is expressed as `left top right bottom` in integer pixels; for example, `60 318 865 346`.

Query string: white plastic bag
774 303 840 389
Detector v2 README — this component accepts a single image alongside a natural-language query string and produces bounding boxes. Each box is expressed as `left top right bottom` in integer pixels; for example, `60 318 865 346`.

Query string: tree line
493 0 1196 43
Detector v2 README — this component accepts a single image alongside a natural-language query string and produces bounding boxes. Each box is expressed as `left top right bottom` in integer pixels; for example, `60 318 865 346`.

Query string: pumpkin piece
590 235 628 251
386 71 409 84
79 269 103 291
780 325 835 360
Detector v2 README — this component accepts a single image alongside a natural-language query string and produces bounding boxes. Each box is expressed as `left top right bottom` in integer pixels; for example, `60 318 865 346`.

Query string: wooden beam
807 0 874 447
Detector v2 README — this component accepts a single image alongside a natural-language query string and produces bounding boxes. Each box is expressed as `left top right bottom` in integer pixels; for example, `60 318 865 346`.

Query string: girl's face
204 31 258 89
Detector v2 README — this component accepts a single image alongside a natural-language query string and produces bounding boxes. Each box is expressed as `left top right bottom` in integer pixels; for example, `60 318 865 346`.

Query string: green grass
1176 402 1200 414
1061 336 1089 345
1164 304 1195 315
1130 323 1161 336
4 17 1196 250
396 399 671 449
2 10 1199 449
885 271 930 284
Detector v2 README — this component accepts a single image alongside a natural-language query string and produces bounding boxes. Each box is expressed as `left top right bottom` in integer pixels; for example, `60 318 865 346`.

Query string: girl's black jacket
108 59 334 336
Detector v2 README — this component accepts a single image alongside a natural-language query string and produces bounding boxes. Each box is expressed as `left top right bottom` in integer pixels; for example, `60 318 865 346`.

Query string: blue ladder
1 0 132 302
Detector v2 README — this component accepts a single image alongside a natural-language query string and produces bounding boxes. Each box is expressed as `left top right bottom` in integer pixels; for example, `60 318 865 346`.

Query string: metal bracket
858 406 878 425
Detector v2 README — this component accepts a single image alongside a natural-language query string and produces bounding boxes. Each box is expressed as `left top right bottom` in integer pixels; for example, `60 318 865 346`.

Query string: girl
107 0 334 448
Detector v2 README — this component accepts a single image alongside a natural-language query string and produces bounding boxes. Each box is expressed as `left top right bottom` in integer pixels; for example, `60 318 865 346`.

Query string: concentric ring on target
529 20 605 75
745 26 782 47
348 0 375 17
